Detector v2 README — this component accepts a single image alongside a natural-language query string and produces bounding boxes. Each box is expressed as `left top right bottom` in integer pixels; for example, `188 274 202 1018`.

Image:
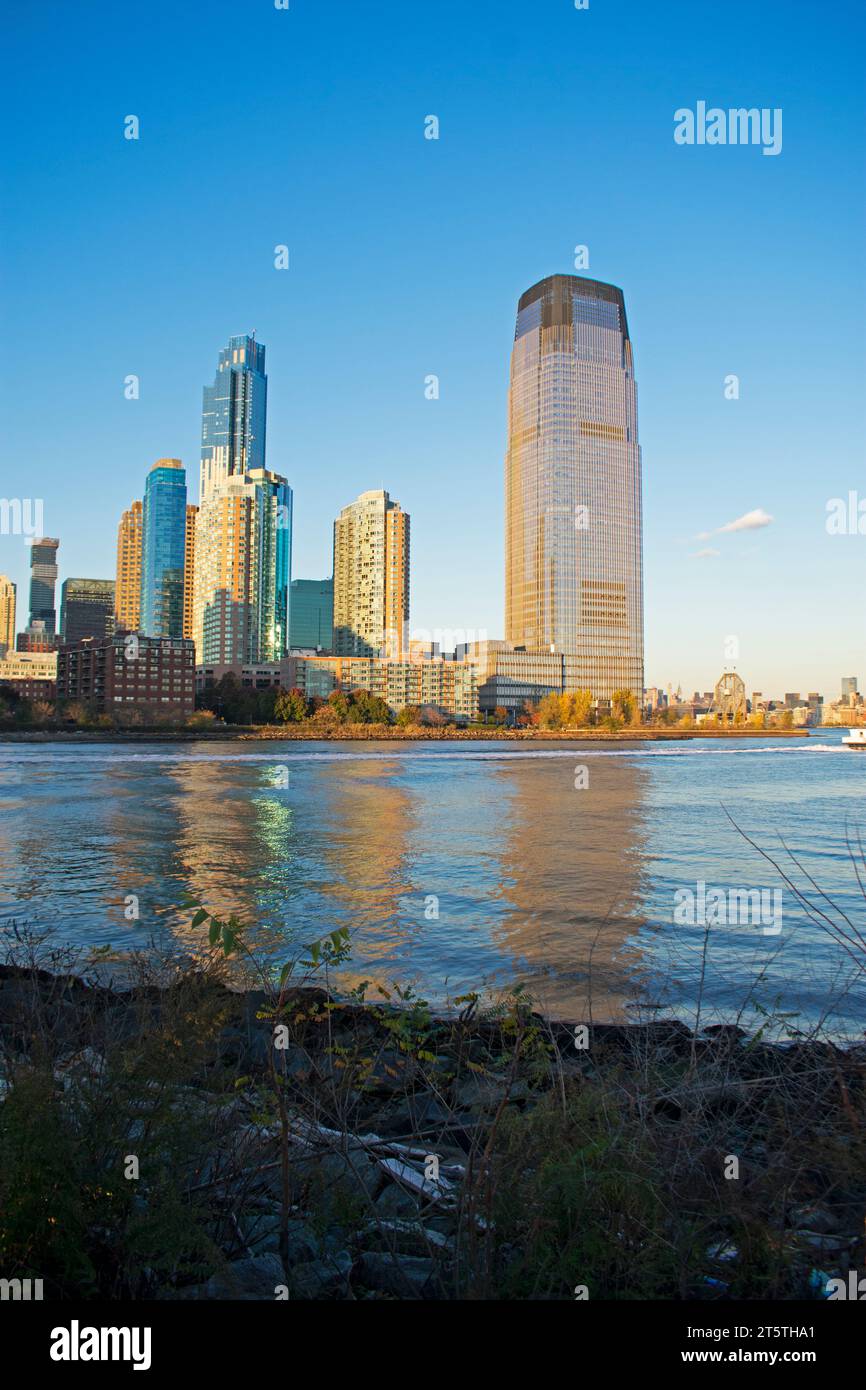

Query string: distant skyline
1 0 864 694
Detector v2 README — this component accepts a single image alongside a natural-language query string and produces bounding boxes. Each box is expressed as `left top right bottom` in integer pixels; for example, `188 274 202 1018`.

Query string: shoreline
0 725 813 744
1 961 862 1301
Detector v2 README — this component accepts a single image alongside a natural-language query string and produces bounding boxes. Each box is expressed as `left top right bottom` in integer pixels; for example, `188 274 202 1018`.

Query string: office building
289 578 334 651
141 459 187 639
200 334 267 502
60 579 115 645
504 275 643 698
28 537 60 634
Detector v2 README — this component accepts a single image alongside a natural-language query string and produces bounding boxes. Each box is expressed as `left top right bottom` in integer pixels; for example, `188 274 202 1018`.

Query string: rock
454 1074 505 1111
177 1253 286 1300
377 1092 450 1137
375 1183 420 1219
290 1250 353 1299
357 1250 435 1299
789 1204 840 1235
291 1146 382 1202
359 1219 453 1257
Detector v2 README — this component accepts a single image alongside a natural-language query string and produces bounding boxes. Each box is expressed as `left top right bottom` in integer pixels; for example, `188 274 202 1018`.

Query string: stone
176 1253 286 1300
290 1250 353 1299
358 1251 436 1298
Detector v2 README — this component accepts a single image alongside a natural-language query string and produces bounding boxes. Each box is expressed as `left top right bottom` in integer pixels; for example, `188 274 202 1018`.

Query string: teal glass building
141 459 187 639
289 578 333 651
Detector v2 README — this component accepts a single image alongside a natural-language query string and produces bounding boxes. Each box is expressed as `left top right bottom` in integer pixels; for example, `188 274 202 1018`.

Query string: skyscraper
333 490 409 659
193 468 291 664
504 274 643 698
184 504 198 642
200 335 267 502
60 579 116 645
0 575 16 656
115 500 143 631
28 537 60 634
289 578 334 651
141 459 187 639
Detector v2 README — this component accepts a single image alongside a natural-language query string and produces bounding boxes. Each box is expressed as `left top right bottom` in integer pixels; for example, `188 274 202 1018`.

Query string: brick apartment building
57 633 195 720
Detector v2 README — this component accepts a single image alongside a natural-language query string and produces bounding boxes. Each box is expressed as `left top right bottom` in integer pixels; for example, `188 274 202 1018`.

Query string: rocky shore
0 958 862 1301
0 725 810 743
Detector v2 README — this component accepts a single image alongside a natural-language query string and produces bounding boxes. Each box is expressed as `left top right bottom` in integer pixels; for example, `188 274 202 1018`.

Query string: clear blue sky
2 0 864 696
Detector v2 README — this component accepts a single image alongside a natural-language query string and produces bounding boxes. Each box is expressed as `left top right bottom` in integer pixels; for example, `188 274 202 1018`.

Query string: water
1 731 864 1037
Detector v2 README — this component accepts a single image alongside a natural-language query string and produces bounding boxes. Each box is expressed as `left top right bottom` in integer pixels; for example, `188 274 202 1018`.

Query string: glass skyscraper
200 335 267 502
141 459 187 639
193 468 292 664
60 578 116 645
28 537 60 634
505 274 643 699
289 578 334 651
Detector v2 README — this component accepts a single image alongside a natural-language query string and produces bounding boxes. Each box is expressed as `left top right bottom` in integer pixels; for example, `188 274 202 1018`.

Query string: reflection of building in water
489 750 650 1019
306 756 415 987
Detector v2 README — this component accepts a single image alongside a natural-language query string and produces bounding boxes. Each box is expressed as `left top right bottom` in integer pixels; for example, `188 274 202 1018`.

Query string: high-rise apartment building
193 468 291 664
184 504 198 642
28 538 60 635
141 460 187 640
115 500 143 631
0 575 16 656
289 578 334 651
60 579 115 645
504 274 643 699
842 676 858 699
333 490 409 658
200 335 267 502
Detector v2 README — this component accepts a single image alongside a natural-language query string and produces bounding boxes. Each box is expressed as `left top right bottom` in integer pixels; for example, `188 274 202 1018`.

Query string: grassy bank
1 919 862 1302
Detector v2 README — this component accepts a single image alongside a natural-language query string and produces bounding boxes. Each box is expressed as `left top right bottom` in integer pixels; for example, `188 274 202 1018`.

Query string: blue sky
1 0 864 695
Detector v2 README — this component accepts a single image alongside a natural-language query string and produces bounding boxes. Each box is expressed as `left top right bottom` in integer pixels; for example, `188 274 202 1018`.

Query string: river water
1 732 864 1037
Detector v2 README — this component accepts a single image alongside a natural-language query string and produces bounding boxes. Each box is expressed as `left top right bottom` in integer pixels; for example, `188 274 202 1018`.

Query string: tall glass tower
200 335 267 502
28 537 60 634
141 459 187 639
193 469 291 664
505 274 643 699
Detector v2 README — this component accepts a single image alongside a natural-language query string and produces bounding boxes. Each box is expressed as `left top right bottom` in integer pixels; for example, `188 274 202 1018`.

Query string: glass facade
505 275 644 699
60 578 115 645
28 537 60 634
141 460 187 639
200 335 267 501
193 468 292 664
289 578 334 651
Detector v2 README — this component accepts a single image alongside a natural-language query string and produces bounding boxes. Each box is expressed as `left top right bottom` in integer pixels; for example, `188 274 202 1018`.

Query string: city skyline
1 2 864 694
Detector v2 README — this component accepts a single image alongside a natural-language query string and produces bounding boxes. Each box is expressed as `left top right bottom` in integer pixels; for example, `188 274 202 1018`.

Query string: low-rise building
0 650 57 701
58 633 195 720
197 653 478 722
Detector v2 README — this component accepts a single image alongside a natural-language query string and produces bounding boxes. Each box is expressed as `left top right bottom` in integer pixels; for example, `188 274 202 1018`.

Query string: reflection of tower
505 275 643 698
491 752 650 1019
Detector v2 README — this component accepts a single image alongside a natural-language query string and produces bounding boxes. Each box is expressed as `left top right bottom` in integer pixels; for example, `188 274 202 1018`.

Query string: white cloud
692 547 720 558
716 508 774 534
